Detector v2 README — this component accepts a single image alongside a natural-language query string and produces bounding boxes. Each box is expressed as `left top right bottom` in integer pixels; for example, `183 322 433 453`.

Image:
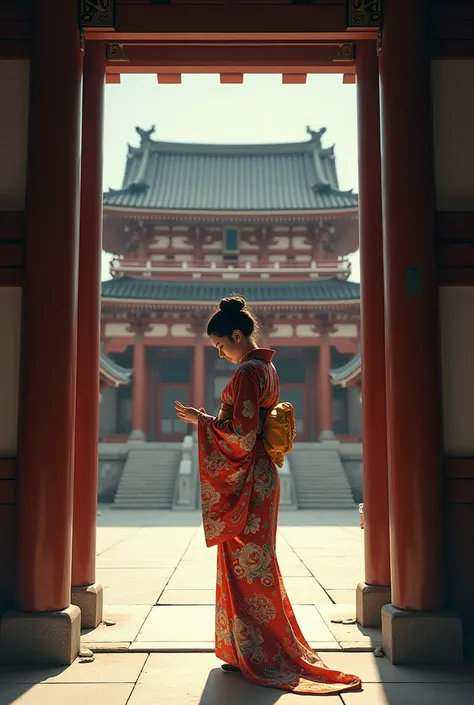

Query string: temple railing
110 257 351 280
172 434 196 510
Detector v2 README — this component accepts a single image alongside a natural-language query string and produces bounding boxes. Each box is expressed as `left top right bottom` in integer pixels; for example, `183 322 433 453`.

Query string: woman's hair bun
219 296 246 313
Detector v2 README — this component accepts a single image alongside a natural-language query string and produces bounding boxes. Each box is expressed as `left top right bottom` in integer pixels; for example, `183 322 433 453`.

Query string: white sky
101 73 360 282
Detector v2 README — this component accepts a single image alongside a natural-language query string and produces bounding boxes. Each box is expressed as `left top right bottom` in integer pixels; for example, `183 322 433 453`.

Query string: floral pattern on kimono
197 348 361 695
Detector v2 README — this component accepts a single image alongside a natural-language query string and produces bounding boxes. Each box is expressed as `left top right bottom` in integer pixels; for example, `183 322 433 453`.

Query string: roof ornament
306 126 327 145
135 125 156 143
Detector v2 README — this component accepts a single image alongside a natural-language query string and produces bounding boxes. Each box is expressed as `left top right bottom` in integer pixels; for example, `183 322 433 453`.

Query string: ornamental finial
135 125 156 143
306 126 327 144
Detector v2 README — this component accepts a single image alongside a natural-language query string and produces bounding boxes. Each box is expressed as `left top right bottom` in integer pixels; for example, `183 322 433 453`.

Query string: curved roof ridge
132 124 330 156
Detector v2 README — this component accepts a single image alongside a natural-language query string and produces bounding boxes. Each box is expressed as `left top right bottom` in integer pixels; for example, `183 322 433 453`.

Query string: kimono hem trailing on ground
197 348 361 695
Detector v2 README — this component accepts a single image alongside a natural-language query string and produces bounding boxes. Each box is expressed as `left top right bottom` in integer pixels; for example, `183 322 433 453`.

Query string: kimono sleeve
199 364 261 459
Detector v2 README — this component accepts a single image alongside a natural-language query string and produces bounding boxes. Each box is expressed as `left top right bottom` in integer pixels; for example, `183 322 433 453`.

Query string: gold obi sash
218 402 296 468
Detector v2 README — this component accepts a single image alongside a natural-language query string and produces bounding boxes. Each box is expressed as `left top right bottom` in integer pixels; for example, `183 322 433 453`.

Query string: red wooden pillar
71 42 105 616
318 337 334 440
379 2 443 611
194 337 206 411
16 0 83 612
356 41 391 592
131 335 147 440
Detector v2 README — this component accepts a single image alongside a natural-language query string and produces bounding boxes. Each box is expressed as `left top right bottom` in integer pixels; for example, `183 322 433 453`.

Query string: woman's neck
239 339 258 361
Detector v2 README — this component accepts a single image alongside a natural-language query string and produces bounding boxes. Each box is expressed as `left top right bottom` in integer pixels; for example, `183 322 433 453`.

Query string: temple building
1 0 472 671
100 126 362 443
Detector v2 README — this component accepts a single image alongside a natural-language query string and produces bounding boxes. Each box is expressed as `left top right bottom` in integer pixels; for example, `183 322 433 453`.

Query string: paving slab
316 604 381 646
97 568 171 605
82 606 152 643
0 653 148 684
96 527 141 554
328 590 357 605
292 605 338 643
158 589 216 605
129 652 342 705
166 572 217 590
81 642 132 652
277 555 313 577
325 653 474 683
136 605 216 643
0 683 134 705
341 683 474 705
282 576 332 604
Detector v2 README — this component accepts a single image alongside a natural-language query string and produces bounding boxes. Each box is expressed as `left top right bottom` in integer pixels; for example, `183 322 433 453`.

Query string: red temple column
379 1 461 663
6 0 83 663
194 336 206 411
355 40 391 626
71 41 106 628
318 336 334 440
131 334 147 440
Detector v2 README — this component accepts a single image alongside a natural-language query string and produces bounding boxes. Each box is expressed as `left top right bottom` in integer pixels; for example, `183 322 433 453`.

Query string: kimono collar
240 348 275 365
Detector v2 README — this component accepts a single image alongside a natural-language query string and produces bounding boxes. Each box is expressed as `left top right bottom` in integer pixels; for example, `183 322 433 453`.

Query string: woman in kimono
175 296 361 695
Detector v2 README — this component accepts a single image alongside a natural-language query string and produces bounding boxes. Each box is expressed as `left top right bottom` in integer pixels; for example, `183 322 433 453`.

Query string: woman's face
209 332 245 365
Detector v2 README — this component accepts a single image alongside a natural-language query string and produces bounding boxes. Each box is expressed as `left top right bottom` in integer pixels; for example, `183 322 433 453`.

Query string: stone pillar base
382 603 463 665
356 581 391 627
0 605 81 666
72 582 103 629
129 429 146 442
318 430 336 442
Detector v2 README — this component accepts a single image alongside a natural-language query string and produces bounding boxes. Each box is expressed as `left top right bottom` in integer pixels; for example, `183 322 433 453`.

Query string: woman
175 296 361 695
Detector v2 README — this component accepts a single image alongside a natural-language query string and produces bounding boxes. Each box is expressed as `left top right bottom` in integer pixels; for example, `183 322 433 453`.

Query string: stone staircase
288 443 355 509
113 442 182 509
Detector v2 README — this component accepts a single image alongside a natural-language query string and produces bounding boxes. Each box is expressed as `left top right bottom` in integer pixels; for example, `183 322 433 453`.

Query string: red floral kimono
197 348 361 695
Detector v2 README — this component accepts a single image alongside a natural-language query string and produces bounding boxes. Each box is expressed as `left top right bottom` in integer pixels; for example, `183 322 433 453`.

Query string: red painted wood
220 73 243 83
435 211 474 241
0 211 25 240
445 479 474 504
157 73 182 84
317 339 333 436
16 0 83 613
379 1 444 612
439 269 474 287
0 458 16 480
88 4 372 43
102 435 129 443
105 42 355 75
193 338 206 410
356 40 390 588
131 337 147 436
445 504 474 646
0 242 24 267
0 269 23 287
0 479 15 504
282 74 307 84
444 457 474 479
437 242 474 268
73 41 106 589
0 505 15 609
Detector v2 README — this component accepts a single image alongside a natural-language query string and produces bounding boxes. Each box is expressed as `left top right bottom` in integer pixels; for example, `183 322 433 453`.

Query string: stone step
113 445 181 508
289 445 355 509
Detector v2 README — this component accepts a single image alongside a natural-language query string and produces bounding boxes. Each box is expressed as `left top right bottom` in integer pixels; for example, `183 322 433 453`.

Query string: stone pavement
1 508 473 704
84 507 377 653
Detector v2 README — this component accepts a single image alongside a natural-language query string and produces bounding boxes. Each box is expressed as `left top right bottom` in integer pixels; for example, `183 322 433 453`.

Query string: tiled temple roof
99 350 132 386
102 276 361 303
103 126 358 213
330 351 361 386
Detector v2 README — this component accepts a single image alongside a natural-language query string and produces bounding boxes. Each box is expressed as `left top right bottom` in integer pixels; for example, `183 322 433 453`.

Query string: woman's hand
175 401 202 425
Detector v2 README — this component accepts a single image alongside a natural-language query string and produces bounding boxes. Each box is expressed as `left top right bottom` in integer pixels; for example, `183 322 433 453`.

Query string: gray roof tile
102 276 360 303
103 127 358 213
330 351 361 384
100 350 132 384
